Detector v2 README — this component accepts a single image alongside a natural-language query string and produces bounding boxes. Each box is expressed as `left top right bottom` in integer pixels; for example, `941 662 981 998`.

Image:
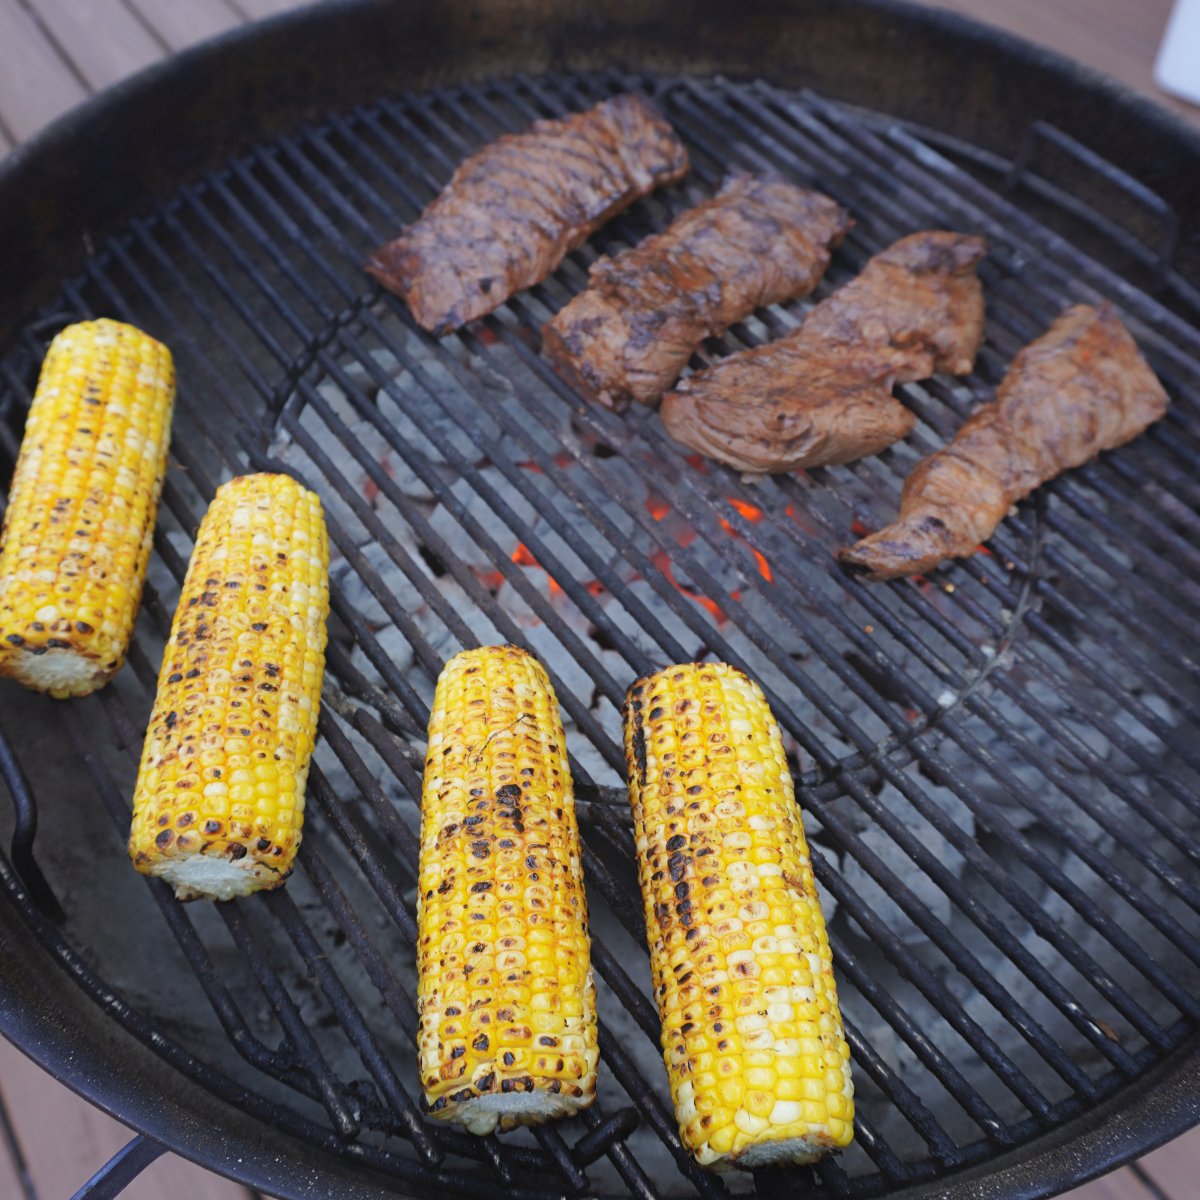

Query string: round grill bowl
1 3 1199 1198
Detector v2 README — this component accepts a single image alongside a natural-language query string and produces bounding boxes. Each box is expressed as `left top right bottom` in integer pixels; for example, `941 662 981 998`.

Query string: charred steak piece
660 231 986 473
541 175 852 410
364 94 689 334
839 304 1169 581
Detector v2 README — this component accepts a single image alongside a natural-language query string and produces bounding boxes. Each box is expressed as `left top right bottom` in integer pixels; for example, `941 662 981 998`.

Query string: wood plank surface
0 0 88 143
27 0 166 90
0 1036 254 1199
124 0 245 54
1133 1124 1200 1198
925 0 1198 126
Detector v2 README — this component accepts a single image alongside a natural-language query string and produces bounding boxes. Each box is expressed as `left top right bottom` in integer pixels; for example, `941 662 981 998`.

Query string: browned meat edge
659 231 986 473
364 93 689 334
839 303 1170 580
541 174 852 410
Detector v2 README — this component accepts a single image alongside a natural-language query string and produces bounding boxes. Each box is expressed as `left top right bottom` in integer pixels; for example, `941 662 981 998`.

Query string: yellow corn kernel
0 319 174 696
624 662 854 1169
128 474 328 901
417 644 598 1134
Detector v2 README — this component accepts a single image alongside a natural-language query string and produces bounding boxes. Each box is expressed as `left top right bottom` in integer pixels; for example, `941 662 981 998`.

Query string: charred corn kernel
623 662 853 1170
128 474 329 901
417 644 598 1134
0 319 174 697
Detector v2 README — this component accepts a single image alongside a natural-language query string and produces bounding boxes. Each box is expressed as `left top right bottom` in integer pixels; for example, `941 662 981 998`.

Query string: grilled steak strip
660 231 986 473
541 175 852 410
839 304 1169 581
364 94 689 334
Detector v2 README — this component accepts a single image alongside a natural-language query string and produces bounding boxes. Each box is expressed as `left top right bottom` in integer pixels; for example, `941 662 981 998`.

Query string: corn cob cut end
418 644 599 1134
136 851 291 903
0 647 112 699
128 473 328 901
0 318 175 698
625 661 854 1171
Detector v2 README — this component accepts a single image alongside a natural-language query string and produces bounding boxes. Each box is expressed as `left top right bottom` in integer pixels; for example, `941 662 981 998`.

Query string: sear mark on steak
541 174 852 410
659 231 987 473
364 94 689 334
839 303 1169 580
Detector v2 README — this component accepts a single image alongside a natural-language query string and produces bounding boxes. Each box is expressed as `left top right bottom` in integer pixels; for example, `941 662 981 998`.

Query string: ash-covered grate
1 69 1199 1200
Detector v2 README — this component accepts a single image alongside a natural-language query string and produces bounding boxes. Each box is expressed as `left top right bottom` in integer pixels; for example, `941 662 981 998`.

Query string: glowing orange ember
684 454 709 473
651 549 731 624
477 569 505 591
516 460 545 474
511 543 563 598
645 493 670 521
717 517 773 583
478 327 500 346
727 497 764 523
850 518 872 538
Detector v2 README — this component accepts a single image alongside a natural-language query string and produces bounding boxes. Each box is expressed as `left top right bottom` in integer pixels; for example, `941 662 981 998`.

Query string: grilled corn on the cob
417 644 599 1134
0 319 174 697
624 662 853 1169
128 473 329 901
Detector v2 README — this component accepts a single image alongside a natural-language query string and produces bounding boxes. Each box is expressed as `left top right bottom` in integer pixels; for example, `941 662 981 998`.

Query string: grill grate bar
219 902 362 1140
51 691 575 1188
658 74 1200 725
666 78 1200 759
294 100 1127 1115
2 66 1198 1200
54 138 1180 1161
28 278 632 1192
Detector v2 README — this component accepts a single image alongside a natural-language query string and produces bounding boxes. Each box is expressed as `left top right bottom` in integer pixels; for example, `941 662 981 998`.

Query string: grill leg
68 1134 166 1200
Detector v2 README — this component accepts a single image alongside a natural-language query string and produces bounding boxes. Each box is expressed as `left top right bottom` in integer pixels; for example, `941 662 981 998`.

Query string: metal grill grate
1 70 1199 1199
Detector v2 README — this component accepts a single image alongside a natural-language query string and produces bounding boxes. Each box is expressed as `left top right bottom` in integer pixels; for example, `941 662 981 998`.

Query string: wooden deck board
0 1036 253 1200
124 0 246 54
1133 1124 1200 1198
0 0 88 143
28 0 166 90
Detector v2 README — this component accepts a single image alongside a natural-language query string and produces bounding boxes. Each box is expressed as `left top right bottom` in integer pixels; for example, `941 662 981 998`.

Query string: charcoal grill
1 1 1199 1197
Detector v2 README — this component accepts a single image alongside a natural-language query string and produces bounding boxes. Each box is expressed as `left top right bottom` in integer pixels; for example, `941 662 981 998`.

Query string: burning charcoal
346 621 417 686
411 577 505 666
596 578 705 663
426 471 540 572
844 825 964 945
523 621 602 720
331 541 428 622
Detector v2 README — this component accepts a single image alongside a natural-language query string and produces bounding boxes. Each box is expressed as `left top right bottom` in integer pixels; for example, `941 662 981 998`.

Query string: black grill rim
2 2 1200 1198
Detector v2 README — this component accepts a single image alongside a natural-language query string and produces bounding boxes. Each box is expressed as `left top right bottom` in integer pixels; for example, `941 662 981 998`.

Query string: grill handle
0 720 64 922
1004 120 1180 278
